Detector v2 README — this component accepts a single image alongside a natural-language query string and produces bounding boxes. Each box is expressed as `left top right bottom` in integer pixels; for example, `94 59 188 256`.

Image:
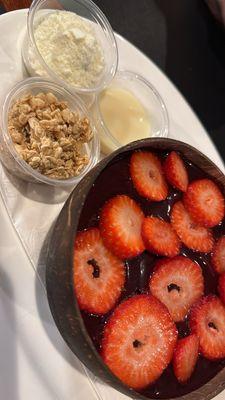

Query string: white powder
33 11 105 88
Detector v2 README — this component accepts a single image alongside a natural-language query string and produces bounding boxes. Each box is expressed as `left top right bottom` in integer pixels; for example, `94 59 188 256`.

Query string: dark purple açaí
77 150 225 399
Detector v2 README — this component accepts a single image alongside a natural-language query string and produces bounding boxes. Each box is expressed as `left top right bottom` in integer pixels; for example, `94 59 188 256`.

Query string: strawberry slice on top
100 195 145 260
142 216 181 257
149 256 204 322
184 179 225 228
73 228 125 314
212 236 225 274
102 294 177 390
190 295 225 360
173 334 199 383
130 151 168 201
164 151 188 192
171 201 214 253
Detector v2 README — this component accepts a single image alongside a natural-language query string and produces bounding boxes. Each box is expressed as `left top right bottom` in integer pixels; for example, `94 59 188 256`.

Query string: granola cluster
8 92 93 180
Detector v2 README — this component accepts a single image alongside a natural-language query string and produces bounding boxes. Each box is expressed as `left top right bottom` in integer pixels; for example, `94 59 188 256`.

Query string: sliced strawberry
171 201 214 253
99 195 145 260
73 228 125 314
130 151 168 201
142 216 180 257
154 257 171 271
164 151 188 192
102 294 177 390
149 256 204 322
212 236 225 274
190 295 225 360
173 334 199 383
218 273 225 305
184 179 225 228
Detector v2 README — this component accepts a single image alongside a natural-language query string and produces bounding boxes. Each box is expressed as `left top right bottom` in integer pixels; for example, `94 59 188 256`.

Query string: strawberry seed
87 258 100 278
133 339 143 348
208 321 218 331
167 283 181 293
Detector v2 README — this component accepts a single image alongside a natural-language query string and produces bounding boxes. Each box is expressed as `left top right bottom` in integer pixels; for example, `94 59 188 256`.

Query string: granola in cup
0 77 100 186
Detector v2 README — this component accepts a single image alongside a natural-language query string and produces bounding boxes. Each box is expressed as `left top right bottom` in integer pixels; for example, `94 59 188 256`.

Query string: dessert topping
102 294 177 389
8 92 92 179
34 11 104 88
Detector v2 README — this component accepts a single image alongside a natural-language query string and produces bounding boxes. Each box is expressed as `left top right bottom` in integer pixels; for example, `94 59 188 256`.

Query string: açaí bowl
46 138 225 400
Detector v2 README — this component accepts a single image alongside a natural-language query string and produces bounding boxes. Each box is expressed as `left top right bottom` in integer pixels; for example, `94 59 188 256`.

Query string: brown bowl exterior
46 138 225 400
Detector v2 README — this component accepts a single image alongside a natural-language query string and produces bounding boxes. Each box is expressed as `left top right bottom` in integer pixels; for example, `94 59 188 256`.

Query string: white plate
0 9 224 400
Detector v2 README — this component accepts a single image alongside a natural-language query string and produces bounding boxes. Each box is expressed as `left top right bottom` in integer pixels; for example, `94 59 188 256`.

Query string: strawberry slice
154 257 171 271
171 201 214 253
212 236 225 274
218 273 225 305
130 151 168 201
149 256 204 322
102 294 177 390
184 179 225 228
73 228 125 314
190 295 225 360
164 151 188 192
142 216 181 257
173 334 199 383
99 195 145 259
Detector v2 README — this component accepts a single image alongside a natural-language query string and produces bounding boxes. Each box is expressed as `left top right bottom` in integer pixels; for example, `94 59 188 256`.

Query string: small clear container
92 70 169 155
22 0 118 104
0 77 100 187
